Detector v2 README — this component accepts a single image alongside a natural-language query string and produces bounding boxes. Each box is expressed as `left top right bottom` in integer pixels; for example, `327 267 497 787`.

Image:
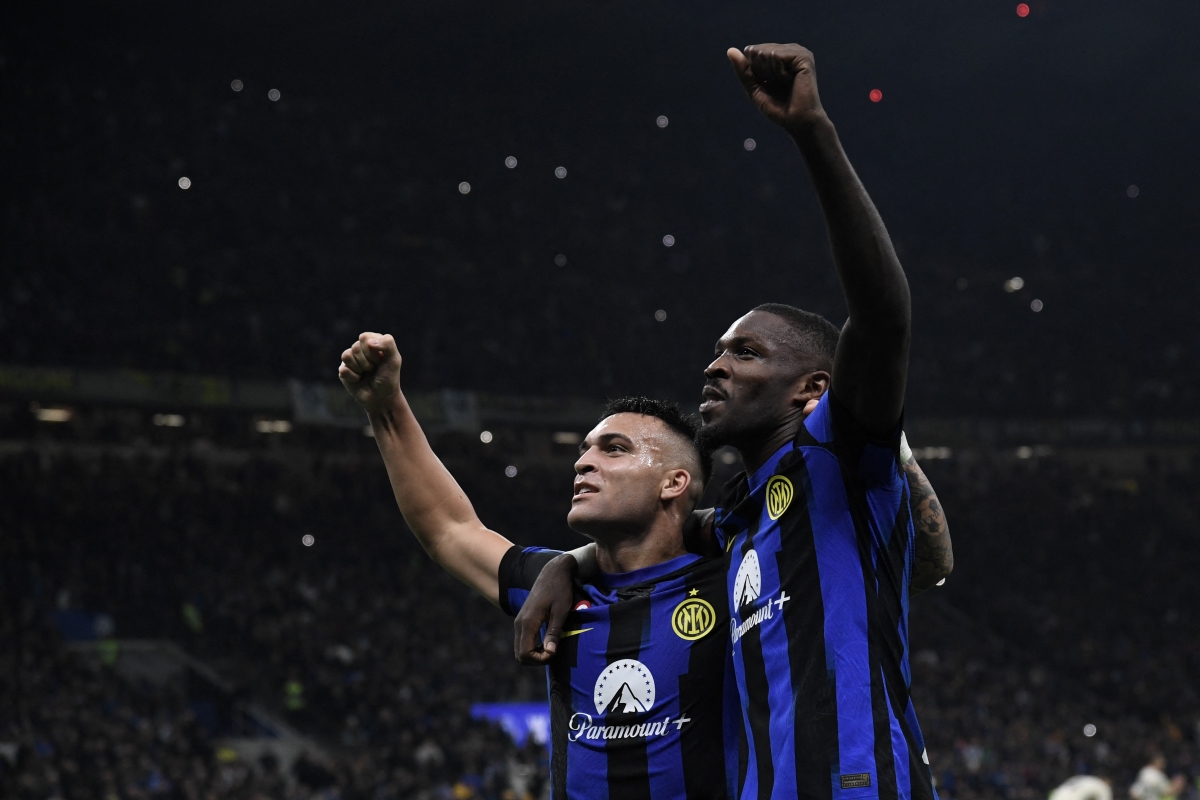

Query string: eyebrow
579 431 635 455
715 334 752 355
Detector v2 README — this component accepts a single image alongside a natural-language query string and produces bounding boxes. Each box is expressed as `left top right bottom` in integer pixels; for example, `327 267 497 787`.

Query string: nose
705 354 730 380
574 447 598 476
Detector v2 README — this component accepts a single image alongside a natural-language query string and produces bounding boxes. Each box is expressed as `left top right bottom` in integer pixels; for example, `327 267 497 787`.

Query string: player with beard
338 332 741 800
514 43 952 800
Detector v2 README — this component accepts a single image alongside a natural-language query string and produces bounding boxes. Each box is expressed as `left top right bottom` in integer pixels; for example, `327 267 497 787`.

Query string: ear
659 468 693 503
791 370 829 408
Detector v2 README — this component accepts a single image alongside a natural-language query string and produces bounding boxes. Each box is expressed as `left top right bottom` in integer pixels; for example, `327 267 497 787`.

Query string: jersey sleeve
497 546 563 617
804 389 903 488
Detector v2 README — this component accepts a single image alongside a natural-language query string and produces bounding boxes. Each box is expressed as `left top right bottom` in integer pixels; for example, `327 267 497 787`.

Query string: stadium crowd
4 4 1199 419
2 429 1199 799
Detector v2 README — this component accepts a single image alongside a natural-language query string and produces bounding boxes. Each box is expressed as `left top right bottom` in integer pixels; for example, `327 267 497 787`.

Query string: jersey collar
595 551 703 589
746 440 795 497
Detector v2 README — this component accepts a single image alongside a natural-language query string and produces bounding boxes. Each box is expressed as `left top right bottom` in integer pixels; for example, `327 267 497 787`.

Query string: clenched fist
338 332 402 416
727 44 825 133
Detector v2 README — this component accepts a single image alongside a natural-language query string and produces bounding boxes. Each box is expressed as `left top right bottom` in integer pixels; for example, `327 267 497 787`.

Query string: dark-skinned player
515 43 952 800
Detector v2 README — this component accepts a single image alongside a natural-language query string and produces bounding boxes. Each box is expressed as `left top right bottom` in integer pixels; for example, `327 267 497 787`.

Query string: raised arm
339 332 513 606
729 44 910 435
900 435 954 594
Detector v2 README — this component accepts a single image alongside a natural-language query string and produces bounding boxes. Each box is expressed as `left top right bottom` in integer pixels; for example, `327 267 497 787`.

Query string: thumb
541 614 563 656
367 334 401 365
727 48 758 94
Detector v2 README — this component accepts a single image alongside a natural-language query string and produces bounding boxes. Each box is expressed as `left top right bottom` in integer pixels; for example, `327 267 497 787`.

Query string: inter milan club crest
671 595 716 641
766 475 794 520
594 659 656 715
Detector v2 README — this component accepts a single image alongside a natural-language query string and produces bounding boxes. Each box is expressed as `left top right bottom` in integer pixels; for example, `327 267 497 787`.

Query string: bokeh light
504 156 518 168
656 115 669 128
458 182 471 194
662 234 675 247
268 88 281 101
1083 724 1097 737
1004 276 1025 292
654 309 667 322
1016 3 1030 17
178 177 191 190
504 465 518 478
869 89 883 103
302 535 315 547
230 79 243 92
479 430 493 443
743 138 756 151
554 254 567 267
1127 184 1140 198
1031 299 1044 312
554 166 567 179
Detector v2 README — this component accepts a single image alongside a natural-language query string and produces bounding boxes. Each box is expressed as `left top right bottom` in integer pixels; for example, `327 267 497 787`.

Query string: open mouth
699 385 726 413
573 482 599 500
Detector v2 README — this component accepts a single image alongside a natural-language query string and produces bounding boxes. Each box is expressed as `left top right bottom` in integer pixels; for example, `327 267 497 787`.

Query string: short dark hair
752 303 841 371
600 396 712 482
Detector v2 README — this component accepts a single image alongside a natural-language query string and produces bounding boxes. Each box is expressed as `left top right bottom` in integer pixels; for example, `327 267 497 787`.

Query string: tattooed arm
902 435 954 595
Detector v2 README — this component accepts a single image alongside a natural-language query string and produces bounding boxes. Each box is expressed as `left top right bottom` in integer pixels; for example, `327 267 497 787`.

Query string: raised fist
727 44 825 133
338 332 402 415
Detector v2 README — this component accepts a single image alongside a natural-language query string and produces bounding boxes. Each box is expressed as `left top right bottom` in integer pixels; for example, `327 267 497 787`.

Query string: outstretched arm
339 332 513 606
901 435 953 594
729 44 910 436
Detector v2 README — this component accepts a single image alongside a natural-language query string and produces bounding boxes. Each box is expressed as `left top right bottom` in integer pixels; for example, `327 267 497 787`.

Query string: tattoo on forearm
904 460 954 594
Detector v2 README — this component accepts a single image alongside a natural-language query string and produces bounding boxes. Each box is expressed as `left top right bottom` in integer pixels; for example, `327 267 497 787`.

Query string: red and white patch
573 600 592 611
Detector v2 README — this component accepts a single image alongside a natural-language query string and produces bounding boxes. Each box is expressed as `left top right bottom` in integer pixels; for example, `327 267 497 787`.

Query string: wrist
787 110 834 143
364 389 405 425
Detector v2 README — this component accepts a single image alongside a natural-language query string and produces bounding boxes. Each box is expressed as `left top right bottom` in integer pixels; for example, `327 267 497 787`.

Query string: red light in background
1016 3 1030 16
869 89 883 103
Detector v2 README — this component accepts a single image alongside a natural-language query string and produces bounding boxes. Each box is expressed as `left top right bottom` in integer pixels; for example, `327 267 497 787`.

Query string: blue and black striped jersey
500 547 739 800
714 392 937 800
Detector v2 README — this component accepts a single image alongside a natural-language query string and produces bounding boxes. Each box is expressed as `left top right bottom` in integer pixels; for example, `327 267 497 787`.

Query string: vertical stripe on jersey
804 446 879 796
778 449 836 800
735 524 775 800
605 597 654 800
674 567 730 800
567 613 612 800
551 630 587 800
883 673 910 800
748 512 799 796
646 585 688 800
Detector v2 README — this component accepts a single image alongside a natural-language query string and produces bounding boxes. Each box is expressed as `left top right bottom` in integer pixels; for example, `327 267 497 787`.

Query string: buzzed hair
600 397 713 484
752 302 841 372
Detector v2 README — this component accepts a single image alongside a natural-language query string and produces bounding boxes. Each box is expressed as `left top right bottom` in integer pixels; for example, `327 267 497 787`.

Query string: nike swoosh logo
559 628 593 638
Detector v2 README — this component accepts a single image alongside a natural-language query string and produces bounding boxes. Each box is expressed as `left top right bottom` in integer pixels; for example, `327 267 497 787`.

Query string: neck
591 515 688 574
736 409 806 475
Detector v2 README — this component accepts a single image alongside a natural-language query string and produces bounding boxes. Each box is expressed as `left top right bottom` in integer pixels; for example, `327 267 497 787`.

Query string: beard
696 414 737 453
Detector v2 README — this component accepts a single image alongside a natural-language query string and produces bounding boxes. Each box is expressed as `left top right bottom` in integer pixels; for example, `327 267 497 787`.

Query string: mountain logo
593 659 656 715
733 550 762 610
766 475 794 520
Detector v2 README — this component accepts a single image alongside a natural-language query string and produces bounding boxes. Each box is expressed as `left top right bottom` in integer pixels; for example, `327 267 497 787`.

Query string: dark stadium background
3 1 1199 798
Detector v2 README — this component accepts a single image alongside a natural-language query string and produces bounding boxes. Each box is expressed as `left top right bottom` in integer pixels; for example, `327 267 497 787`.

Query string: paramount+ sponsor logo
566 712 692 743
730 589 791 644
567 659 693 743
